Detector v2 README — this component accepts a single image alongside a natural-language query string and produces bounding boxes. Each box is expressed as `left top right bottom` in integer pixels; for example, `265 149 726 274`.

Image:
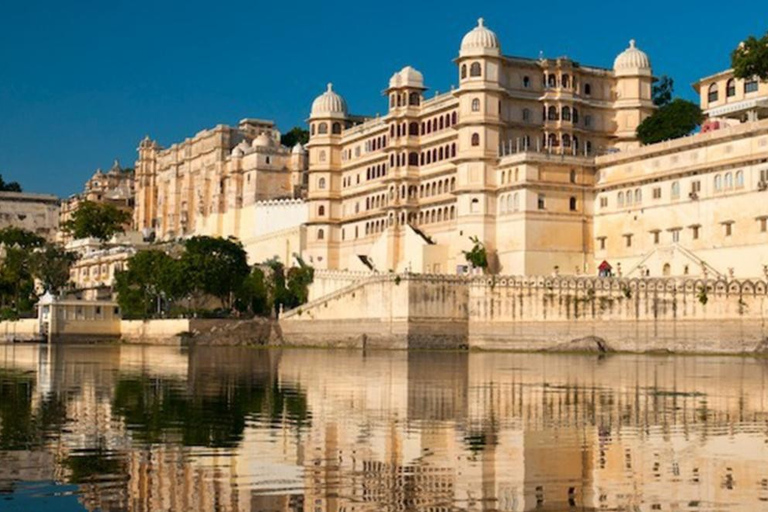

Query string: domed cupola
388 66 425 90
460 18 501 56
292 143 306 155
310 83 348 118
613 39 651 75
252 132 274 148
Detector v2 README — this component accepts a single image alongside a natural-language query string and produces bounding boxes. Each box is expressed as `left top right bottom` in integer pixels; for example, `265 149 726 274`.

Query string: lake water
0 345 767 512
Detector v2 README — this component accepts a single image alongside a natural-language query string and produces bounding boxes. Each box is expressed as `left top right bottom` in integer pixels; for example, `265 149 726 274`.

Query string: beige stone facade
305 19 655 274
58 159 135 245
0 191 60 240
134 119 307 246
304 18 768 279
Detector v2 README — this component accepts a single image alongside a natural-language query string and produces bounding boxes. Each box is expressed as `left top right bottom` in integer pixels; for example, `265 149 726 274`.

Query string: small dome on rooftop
614 39 651 71
460 18 500 54
310 83 348 117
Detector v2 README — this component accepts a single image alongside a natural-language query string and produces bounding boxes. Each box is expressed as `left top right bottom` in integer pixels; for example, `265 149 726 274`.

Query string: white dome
460 18 500 54
614 39 651 71
231 147 244 158
388 66 425 89
310 83 348 117
292 143 305 155
252 132 273 148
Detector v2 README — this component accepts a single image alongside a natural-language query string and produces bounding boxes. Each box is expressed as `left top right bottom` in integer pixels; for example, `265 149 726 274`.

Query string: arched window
451 143 457 157
572 108 579 124
317 228 325 240
562 106 571 121
522 108 531 122
318 122 328 134
725 172 733 189
420 153 425 166
470 62 482 77
451 112 457 125
726 79 736 97
635 188 642 204
584 83 592 96
408 152 418 166
547 133 557 147
548 74 556 87
390 94 396 107
618 191 625 207
318 177 326 189
736 170 744 188
409 92 420 106
439 117 444 130
409 122 419 136
513 193 519 211
714 174 722 191
461 64 467 79
439 147 444 160
569 196 577 211
626 189 633 206
444 113 451 127
562 134 571 147
671 181 680 199
471 133 480 146
548 106 558 120
332 122 342 134
450 177 456 191
318 205 325 216
310 124 316 136
390 125 395 137
570 170 577 183
562 74 570 88
500 195 507 214
471 98 480 112
708 83 718 103
522 76 530 88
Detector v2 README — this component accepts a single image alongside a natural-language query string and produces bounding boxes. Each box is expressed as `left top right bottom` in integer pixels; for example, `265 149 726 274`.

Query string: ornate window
470 62 482 77
714 174 722 191
409 92 420 106
547 106 558 121
562 74 570 88
471 98 480 112
618 191 625 207
736 170 744 188
332 122 341 134
318 177 326 189
726 79 736 97
318 205 325 216
471 133 480 146
317 228 325 240
708 83 718 103
562 106 571 121
318 122 328 134
461 64 467 79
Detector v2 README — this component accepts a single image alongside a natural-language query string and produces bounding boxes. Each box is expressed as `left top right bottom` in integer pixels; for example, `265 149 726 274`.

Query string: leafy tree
114 250 187 319
0 174 22 192
285 265 314 309
280 127 309 148
235 267 271 316
731 32 768 80
29 245 77 293
463 236 488 273
62 200 132 242
0 227 44 249
652 75 674 107
636 99 703 145
181 237 250 309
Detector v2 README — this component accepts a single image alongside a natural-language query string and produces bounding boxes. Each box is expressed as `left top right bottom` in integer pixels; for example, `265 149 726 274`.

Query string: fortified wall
280 273 768 353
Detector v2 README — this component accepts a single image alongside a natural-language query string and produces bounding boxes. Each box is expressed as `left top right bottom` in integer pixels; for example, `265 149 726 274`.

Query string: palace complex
303 18 768 278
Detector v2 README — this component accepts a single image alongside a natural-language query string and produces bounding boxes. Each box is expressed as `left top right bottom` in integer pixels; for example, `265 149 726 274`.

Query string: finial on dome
478 17 484 27
629 39 636 48
327 83 333 92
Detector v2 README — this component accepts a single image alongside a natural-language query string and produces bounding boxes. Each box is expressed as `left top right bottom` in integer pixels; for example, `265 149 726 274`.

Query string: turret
613 39 655 149
305 83 347 268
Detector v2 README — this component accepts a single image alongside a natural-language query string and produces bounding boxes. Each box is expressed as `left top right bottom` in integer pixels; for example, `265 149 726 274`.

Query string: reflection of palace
2 346 768 511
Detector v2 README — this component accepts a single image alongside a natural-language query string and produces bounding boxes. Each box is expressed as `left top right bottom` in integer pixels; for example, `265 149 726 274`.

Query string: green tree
463 236 489 273
0 227 44 249
636 99 703 145
62 201 132 242
114 250 187 319
0 175 22 192
731 32 768 80
280 127 309 148
181 237 250 309
235 267 271 316
29 245 77 293
652 75 674 107
0 228 46 317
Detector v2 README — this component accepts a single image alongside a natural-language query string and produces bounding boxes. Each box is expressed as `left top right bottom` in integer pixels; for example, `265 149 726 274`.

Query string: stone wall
121 319 191 345
0 319 41 342
281 273 768 354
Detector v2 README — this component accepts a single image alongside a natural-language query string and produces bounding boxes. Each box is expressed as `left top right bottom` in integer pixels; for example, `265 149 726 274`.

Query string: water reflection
0 345 767 511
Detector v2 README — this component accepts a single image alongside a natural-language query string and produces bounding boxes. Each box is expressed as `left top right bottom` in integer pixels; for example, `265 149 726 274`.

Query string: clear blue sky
1 0 767 197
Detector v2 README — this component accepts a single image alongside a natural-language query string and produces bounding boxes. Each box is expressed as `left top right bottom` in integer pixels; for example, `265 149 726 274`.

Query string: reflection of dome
460 18 500 54
614 39 651 71
388 66 425 89
310 83 348 117
252 133 273 148
292 143 305 154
